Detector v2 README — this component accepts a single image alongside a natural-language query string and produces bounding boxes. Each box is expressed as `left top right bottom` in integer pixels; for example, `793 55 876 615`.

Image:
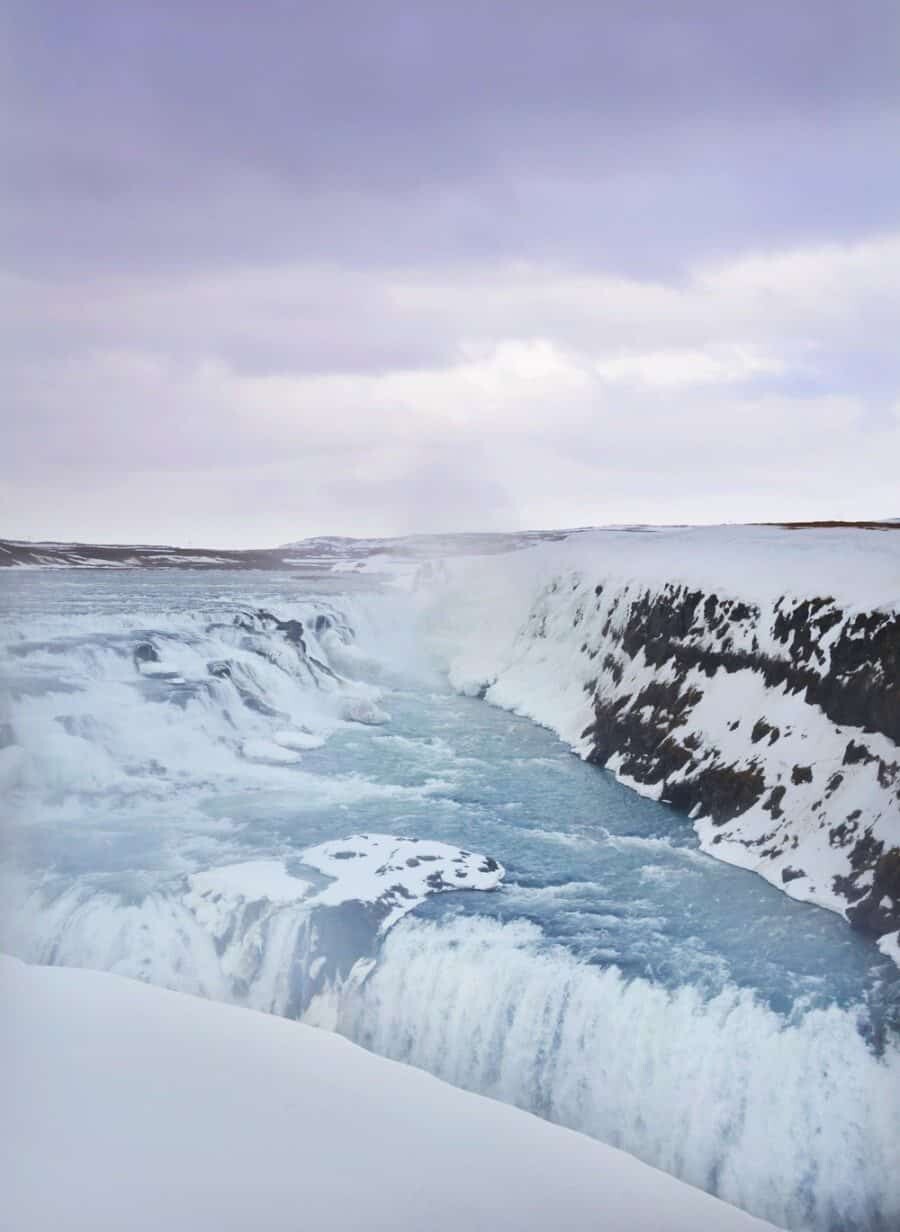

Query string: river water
1 568 898 1232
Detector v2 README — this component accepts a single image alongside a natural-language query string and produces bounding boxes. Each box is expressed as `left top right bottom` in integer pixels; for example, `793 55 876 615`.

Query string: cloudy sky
3 0 899 546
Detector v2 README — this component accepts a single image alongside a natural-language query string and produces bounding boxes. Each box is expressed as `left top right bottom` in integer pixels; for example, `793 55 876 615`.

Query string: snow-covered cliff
422 526 900 959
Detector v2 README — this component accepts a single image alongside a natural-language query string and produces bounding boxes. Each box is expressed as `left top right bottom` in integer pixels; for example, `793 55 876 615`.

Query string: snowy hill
0 529 575 571
421 524 900 959
0 956 776 1232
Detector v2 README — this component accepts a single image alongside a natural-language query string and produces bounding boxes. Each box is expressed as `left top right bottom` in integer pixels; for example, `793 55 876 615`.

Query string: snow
178 838 503 989
189 860 313 904
423 524 900 620
0 955 777 1232
300 833 504 929
186 837 504 929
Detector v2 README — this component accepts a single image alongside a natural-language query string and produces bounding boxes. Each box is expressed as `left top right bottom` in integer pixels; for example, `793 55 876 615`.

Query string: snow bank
420 525 900 954
0 955 776 1232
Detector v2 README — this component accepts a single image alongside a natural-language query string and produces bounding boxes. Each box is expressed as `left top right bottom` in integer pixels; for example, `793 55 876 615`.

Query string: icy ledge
0 956 776 1232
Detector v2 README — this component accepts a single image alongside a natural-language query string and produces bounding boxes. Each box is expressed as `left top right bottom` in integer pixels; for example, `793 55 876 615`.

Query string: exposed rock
573 579 899 947
781 867 806 884
661 763 766 823
844 740 876 766
846 848 900 935
762 786 787 820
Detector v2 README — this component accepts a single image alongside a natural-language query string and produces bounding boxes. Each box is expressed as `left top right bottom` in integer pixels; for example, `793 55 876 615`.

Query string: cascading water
1 568 898 1232
323 915 899 1232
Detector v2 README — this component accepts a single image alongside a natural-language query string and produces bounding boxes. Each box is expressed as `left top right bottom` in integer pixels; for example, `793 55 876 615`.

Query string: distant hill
3 522 896 569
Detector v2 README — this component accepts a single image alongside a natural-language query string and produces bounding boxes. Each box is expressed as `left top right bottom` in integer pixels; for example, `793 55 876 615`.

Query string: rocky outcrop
548 581 900 947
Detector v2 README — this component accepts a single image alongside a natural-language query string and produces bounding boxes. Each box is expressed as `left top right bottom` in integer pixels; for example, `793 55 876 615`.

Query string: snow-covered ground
0 955 776 1232
419 524 900 956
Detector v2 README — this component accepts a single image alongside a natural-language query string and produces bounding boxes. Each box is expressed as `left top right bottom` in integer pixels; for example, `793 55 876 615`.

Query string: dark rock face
572 579 900 946
585 679 702 787
820 612 900 744
586 586 900 747
781 866 806 884
847 850 900 935
234 609 308 655
661 763 767 823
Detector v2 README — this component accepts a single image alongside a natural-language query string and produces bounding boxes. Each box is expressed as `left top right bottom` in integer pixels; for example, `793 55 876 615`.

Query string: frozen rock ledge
0 955 777 1232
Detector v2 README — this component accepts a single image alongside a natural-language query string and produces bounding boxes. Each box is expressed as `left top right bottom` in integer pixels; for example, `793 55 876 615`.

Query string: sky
2 0 899 547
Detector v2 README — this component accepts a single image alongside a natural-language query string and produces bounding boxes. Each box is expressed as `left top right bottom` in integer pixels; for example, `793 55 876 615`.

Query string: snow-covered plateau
420 525 900 958
0 955 775 1232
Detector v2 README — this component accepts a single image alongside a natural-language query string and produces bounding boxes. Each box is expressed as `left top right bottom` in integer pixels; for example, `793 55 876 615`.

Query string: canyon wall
426 526 900 959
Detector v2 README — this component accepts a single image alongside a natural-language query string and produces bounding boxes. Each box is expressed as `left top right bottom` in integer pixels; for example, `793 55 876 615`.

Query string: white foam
327 914 900 1232
241 738 303 763
0 594 399 812
341 697 391 725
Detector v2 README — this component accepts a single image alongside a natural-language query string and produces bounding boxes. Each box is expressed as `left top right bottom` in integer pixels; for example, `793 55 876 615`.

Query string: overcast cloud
2 0 899 545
